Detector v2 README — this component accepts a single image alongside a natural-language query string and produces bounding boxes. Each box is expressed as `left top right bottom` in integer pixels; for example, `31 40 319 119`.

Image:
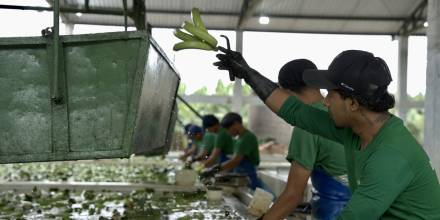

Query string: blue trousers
310 167 351 220
233 158 262 190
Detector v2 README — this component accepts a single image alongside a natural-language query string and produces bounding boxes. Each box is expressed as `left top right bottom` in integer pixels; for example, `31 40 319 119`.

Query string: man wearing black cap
201 112 263 190
264 59 350 220
214 49 440 219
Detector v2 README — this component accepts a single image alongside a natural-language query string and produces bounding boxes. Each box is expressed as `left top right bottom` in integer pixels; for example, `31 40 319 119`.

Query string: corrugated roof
48 0 427 35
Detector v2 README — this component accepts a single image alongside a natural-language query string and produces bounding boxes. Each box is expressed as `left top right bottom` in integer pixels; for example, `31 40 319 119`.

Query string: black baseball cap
303 50 392 98
278 59 317 91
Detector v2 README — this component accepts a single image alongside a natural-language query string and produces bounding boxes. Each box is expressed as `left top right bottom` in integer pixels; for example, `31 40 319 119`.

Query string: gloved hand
214 46 252 79
213 46 278 102
200 163 221 179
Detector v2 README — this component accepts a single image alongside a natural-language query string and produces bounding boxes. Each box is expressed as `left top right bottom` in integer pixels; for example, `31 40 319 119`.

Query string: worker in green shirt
179 125 203 161
201 112 263 190
192 115 219 162
214 48 440 219
263 59 350 220
202 115 235 168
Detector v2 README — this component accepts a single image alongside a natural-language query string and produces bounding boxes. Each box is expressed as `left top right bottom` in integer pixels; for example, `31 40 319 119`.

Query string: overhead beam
0 4 131 16
153 25 425 36
143 9 420 22
397 0 427 35
237 0 263 29
0 5 425 23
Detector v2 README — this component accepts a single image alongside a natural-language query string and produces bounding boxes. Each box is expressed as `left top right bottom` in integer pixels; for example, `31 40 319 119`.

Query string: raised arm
214 47 350 144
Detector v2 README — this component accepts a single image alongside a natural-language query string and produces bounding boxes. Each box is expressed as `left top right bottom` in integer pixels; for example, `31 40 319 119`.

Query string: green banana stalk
173 29 199 42
191 8 207 32
173 41 215 51
182 21 218 48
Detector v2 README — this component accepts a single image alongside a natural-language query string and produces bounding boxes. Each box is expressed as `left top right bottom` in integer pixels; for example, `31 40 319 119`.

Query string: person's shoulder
205 131 216 138
241 129 258 142
311 101 327 112
367 146 410 169
246 129 257 138
217 128 228 136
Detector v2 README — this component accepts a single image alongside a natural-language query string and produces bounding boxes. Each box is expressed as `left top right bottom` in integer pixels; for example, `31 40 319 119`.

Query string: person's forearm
276 93 347 144
185 148 195 157
194 150 208 161
220 158 241 172
203 148 221 167
263 190 303 220
204 154 219 167
203 157 214 167
242 68 279 102
265 88 291 113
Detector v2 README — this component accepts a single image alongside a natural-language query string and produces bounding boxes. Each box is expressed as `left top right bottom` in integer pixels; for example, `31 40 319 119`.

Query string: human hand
213 46 252 80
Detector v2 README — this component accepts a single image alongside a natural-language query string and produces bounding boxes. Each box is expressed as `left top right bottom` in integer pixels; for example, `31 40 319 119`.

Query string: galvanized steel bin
0 31 180 163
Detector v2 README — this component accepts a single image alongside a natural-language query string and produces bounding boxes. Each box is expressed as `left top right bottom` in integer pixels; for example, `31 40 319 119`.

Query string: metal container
0 31 179 163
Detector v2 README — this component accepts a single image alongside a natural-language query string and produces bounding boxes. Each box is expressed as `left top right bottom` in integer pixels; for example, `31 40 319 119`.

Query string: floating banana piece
191 8 207 32
173 29 199 42
173 41 215 51
182 21 218 48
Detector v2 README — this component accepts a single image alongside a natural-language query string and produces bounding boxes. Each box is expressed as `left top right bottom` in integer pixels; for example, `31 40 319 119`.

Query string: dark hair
278 59 317 93
336 86 395 112
184 123 194 133
202 114 219 129
220 112 242 128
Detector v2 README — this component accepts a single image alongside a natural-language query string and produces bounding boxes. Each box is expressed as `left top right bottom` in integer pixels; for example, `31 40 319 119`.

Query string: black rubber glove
213 47 278 102
200 163 221 179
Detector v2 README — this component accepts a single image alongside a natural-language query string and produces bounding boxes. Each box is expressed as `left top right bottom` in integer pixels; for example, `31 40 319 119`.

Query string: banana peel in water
173 7 218 51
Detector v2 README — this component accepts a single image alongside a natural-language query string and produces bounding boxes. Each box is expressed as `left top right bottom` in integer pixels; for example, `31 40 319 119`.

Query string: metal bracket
41 27 53 37
397 0 427 36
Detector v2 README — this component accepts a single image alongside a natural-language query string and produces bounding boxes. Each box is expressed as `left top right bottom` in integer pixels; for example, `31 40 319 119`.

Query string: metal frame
1 5 420 22
0 1 427 122
237 0 263 29
398 0 428 35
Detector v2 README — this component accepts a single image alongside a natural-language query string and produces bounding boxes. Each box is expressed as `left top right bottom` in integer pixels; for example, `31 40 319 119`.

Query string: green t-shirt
286 102 347 180
201 132 216 155
234 129 260 166
214 127 234 155
278 96 440 220
193 139 203 154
